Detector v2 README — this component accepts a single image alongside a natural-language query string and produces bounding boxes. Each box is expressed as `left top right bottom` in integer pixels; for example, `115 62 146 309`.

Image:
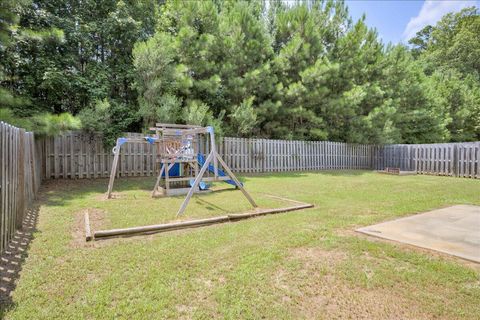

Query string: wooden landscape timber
91 200 314 240
84 211 92 241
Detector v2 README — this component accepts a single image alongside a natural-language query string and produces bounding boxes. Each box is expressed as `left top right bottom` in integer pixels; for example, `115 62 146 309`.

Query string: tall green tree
3 0 479 144
3 0 158 136
0 0 81 134
409 7 480 141
0 0 30 111
134 0 273 136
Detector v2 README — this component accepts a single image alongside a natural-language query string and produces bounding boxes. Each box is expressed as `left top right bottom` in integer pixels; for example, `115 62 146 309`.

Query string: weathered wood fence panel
374 142 480 178
454 143 480 178
0 122 43 254
43 132 479 179
44 134 375 178
374 145 413 171
217 138 373 173
43 132 159 179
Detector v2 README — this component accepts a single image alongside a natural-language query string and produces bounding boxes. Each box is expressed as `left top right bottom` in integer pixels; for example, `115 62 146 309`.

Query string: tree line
1 0 479 145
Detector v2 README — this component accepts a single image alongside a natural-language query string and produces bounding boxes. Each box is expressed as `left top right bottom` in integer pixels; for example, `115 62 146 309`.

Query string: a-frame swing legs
176 150 257 217
216 153 257 208
177 151 215 216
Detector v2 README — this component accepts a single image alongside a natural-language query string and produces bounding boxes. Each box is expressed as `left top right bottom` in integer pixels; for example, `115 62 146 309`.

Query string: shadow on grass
241 170 370 178
41 176 243 207
39 170 373 208
0 204 40 315
40 177 156 207
194 197 231 213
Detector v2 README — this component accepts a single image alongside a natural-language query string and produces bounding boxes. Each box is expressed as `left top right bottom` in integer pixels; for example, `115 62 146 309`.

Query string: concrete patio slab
357 205 480 263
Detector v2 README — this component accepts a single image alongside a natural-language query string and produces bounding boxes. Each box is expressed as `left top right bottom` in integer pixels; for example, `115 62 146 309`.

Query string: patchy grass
95 179 289 229
2 171 480 319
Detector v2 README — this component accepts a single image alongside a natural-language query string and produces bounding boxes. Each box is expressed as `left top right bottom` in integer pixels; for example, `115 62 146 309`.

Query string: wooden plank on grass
94 202 313 239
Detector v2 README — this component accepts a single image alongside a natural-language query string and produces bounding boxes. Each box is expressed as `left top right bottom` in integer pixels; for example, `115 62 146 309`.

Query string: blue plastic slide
196 153 242 187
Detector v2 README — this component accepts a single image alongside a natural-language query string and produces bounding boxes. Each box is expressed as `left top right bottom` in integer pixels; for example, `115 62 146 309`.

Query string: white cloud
403 0 477 40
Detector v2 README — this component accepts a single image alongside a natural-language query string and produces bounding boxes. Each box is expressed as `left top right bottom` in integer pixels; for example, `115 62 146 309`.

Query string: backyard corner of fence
0 121 43 253
1 123 480 254
374 142 480 178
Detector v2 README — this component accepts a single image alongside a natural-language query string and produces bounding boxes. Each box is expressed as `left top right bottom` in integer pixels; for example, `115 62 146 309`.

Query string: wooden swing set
87 123 313 241
106 123 257 216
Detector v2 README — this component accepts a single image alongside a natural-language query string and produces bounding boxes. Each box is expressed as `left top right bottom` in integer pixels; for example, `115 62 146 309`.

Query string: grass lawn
2 171 480 319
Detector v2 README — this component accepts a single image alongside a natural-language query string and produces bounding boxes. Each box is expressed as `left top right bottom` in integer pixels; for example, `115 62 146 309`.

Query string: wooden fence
219 138 373 173
373 144 414 171
0 122 43 253
374 142 480 178
41 132 480 179
43 133 374 178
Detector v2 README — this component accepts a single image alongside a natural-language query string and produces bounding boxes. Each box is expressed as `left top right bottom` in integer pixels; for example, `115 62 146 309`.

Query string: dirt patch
275 246 432 319
71 208 109 248
175 304 196 320
297 284 431 320
41 178 105 190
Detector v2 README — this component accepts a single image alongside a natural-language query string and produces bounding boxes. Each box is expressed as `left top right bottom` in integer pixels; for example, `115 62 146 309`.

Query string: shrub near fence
0 122 43 253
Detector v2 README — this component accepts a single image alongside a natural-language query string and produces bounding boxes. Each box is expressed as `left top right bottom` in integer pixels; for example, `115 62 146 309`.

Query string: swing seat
189 179 209 190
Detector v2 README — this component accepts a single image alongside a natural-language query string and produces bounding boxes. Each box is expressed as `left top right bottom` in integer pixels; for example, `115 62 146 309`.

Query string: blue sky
345 0 479 44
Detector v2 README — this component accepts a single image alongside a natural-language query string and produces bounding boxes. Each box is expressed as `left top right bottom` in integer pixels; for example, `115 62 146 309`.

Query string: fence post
16 129 26 229
412 145 416 171
453 144 458 177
